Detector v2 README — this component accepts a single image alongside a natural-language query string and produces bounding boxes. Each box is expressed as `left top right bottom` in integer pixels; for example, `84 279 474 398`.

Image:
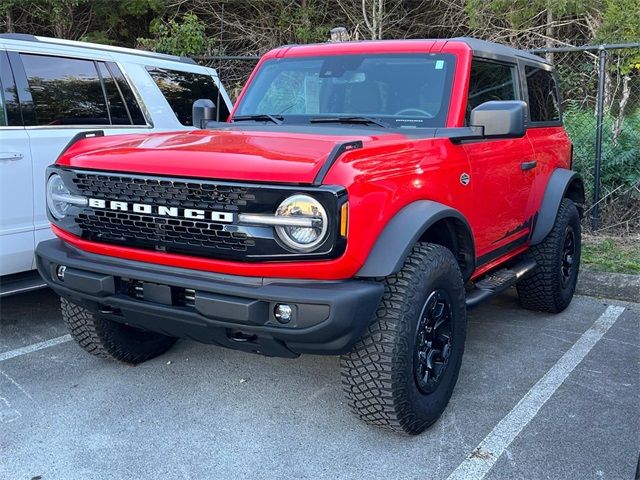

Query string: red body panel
52 39 572 281
462 135 536 257
57 129 367 184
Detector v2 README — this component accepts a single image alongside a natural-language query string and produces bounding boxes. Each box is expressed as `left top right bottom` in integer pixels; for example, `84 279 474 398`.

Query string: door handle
0 152 24 161
521 160 537 171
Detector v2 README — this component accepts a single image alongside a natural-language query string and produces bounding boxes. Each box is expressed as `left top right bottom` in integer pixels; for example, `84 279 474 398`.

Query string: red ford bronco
37 38 584 434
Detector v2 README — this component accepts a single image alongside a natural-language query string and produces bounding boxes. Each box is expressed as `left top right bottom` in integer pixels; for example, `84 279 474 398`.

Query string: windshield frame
233 53 457 129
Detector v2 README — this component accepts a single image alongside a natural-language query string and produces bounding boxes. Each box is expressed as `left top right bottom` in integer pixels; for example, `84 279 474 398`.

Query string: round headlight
46 174 71 219
275 194 328 252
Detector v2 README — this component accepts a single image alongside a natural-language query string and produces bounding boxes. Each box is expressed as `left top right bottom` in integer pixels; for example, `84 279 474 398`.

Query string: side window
104 62 147 125
0 92 5 127
466 60 516 123
146 67 230 125
96 62 129 125
20 54 109 126
0 76 5 126
96 62 146 125
525 66 560 123
1 52 24 126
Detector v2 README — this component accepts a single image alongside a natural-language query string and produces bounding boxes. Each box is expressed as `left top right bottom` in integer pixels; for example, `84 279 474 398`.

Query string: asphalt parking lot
0 288 638 480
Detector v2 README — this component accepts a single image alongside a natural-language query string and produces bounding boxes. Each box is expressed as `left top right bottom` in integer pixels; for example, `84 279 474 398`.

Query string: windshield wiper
232 114 283 125
310 116 387 128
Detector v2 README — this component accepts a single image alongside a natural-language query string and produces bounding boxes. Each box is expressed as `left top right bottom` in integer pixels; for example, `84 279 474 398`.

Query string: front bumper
36 239 383 357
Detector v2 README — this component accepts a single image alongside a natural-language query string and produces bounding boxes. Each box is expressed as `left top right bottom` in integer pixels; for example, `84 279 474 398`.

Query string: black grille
71 172 255 210
69 171 259 259
75 209 255 253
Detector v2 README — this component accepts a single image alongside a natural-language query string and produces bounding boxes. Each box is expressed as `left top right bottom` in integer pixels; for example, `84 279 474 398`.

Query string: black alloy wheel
560 227 576 288
414 289 453 394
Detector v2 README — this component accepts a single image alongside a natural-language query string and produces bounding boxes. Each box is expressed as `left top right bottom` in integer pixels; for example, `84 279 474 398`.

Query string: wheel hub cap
414 289 453 394
561 228 576 288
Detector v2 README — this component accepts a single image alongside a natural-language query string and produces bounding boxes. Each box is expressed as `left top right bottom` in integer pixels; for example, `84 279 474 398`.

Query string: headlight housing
46 173 87 219
274 194 328 252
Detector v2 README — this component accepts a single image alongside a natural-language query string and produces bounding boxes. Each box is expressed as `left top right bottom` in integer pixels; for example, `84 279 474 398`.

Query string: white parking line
447 304 626 480
0 334 72 363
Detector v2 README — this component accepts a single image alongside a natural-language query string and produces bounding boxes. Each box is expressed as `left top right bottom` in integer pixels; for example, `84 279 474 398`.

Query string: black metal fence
198 43 640 234
531 44 640 233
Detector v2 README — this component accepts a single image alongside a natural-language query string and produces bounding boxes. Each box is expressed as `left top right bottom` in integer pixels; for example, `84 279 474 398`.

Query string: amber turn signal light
340 203 348 237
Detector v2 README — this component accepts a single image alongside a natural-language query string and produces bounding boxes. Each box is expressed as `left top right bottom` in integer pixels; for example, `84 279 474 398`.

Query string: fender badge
460 173 470 186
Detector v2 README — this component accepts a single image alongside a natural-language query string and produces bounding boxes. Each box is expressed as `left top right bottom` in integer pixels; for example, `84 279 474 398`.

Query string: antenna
216 3 224 122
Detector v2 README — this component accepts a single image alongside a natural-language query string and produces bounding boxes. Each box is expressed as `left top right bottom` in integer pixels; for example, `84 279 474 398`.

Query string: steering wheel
394 108 433 118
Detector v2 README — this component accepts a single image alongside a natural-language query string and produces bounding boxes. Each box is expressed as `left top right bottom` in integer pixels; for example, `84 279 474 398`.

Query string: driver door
463 59 537 265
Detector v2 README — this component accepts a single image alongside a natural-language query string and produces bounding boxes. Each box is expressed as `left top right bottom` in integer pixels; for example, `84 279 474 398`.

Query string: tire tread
61 298 176 364
517 198 580 313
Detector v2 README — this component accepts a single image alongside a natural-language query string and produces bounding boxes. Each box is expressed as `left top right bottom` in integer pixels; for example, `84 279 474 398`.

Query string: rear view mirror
192 99 217 129
470 100 526 138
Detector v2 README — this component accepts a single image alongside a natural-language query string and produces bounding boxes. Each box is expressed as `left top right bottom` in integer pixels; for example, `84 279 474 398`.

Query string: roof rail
451 37 549 64
0 33 197 65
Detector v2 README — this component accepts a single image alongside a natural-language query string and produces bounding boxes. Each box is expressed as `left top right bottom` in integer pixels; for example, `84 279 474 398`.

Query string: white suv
0 34 232 296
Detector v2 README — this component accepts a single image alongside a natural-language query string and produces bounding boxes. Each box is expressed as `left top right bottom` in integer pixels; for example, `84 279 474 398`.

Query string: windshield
234 53 455 128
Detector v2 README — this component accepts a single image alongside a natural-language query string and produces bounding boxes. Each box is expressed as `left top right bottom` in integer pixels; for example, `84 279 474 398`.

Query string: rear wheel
517 198 581 313
340 243 466 435
61 297 177 364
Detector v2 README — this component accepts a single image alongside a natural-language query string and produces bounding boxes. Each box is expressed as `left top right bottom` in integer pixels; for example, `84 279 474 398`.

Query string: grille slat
73 172 255 210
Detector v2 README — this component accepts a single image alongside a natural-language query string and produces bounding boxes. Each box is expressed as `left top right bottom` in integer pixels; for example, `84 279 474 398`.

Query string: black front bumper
36 239 383 358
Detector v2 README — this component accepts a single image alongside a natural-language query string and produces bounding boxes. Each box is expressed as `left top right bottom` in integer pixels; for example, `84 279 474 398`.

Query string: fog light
56 265 67 280
274 304 293 323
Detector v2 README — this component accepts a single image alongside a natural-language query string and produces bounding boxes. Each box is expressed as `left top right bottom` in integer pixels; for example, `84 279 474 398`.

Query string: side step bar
0 270 48 298
465 258 538 309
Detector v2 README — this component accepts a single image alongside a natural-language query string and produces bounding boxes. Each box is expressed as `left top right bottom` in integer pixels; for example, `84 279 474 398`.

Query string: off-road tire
61 297 177 364
516 198 581 313
340 243 466 435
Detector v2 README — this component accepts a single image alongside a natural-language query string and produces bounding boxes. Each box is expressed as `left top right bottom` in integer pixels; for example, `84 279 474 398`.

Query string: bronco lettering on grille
88 198 234 223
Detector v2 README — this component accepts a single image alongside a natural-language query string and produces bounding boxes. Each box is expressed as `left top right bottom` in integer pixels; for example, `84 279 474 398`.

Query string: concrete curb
577 267 640 303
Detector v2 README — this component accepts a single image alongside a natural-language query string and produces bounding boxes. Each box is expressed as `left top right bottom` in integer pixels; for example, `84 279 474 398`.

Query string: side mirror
192 99 217 129
470 100 526 138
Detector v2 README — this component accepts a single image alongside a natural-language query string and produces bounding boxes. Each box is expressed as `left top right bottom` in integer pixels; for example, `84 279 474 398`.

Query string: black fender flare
356 200 475 280
530 169 585 245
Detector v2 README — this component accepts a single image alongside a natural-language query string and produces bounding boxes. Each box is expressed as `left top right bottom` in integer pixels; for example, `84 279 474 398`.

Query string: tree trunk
545 6 554 64
362 0 385 40
611 75 630 141
5 7 14 33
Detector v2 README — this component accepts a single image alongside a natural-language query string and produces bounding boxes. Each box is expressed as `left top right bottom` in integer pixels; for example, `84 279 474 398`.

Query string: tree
137 12 210 56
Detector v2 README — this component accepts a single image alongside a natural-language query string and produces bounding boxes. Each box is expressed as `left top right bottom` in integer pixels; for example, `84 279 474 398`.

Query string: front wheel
340 243 466 435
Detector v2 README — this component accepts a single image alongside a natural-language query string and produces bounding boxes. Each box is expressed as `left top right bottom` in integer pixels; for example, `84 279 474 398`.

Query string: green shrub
137 13 210 57
563 106 640 202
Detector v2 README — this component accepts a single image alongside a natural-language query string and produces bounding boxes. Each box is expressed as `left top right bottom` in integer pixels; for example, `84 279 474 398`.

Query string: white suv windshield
234 53 456 128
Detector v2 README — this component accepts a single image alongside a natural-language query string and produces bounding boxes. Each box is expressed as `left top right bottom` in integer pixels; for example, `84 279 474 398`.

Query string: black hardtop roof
452 37 550 65
277 37 551 66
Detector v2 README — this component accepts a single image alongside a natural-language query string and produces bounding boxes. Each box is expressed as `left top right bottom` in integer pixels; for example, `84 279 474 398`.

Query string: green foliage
465 0 594 33
597 0 640 74
85 0 168 47
276 1 328 44
137 13 210 57
564 106 640 200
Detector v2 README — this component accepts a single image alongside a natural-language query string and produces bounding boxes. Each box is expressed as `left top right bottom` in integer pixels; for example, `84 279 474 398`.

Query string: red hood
57 129 406 184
